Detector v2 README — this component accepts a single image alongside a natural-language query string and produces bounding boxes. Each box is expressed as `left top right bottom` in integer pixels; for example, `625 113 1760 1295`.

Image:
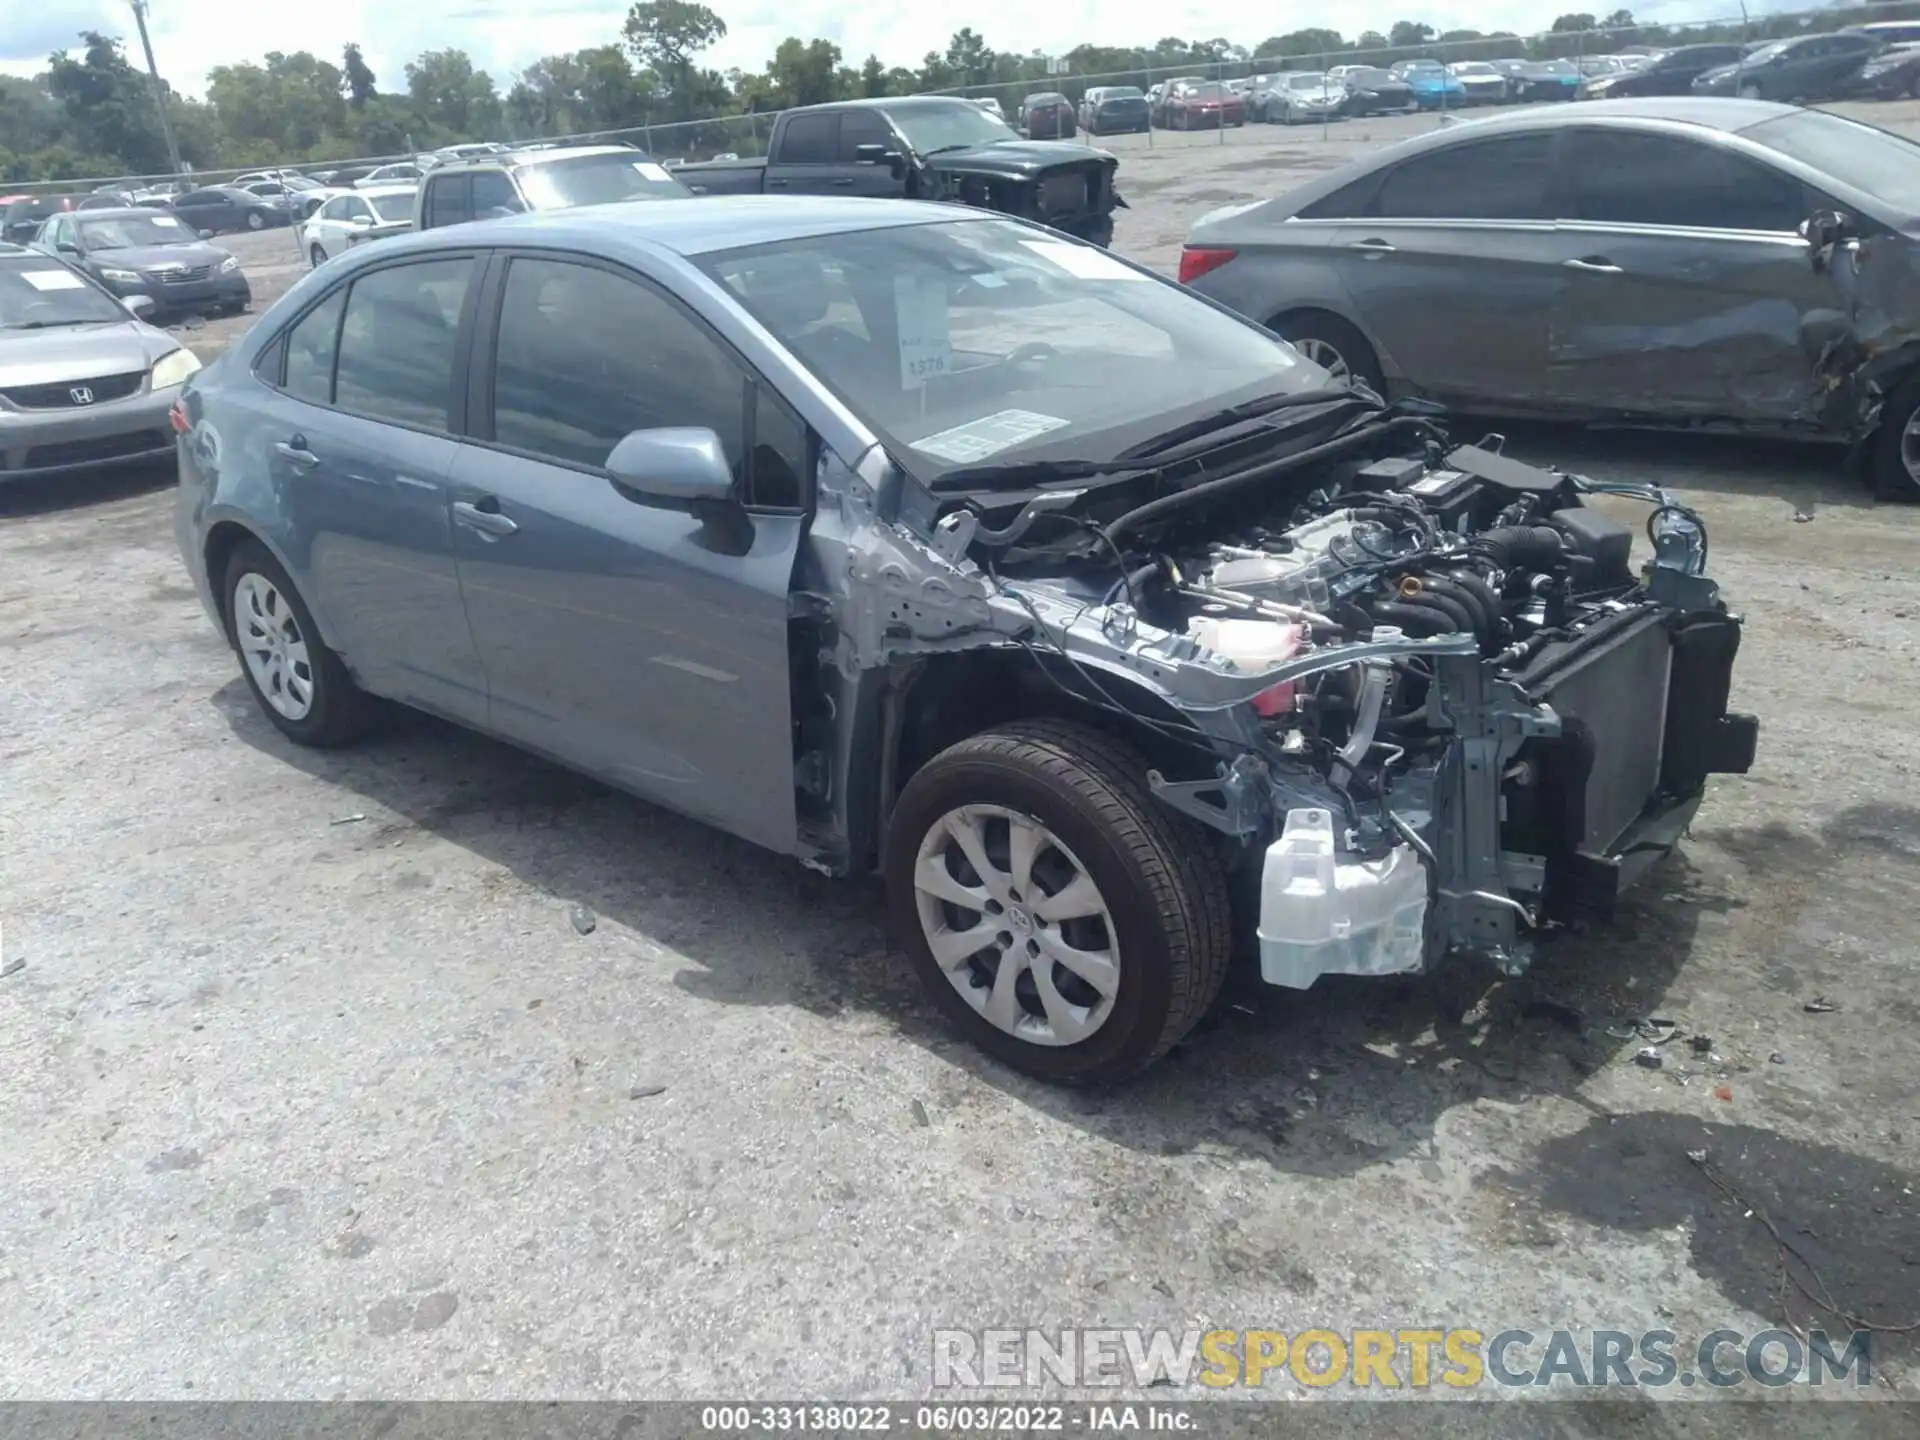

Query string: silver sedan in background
0 243 199 481
1180 98 1920 496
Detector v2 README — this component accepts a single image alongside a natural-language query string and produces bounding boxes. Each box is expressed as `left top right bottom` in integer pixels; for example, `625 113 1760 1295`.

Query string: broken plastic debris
1804 996 1839 1013
330 813 367 826
569 904 597 935
628 1084 666 1100
1688 1034 1713 1055
1792 509 1815 523
1713 1083 1734 1103
1634 1048 1665 1069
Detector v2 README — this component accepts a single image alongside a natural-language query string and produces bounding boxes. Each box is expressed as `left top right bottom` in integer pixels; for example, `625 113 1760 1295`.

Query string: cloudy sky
0 0 1817 98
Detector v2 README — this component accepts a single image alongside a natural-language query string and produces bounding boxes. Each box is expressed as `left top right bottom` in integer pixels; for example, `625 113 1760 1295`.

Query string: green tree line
2 3 1912 184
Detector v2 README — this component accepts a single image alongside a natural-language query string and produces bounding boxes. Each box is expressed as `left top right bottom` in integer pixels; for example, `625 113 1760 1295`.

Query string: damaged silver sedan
174 198 1756 1084
1181 98 1920 497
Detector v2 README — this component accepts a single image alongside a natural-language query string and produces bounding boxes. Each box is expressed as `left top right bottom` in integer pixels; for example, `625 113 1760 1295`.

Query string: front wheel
886 720 1231 1085
1871 374 1920 500
1272 311 1386 394
1738 82 1762 100
223 540 376 746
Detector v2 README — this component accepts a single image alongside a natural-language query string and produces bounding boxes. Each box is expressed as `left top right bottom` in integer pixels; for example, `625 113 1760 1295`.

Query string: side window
469 171 525 219
1297 172 1384 221
837 109 893 161
282 286 348 405
489 257 746 476
333 258 474 431
425 175 472 229
1567 130 1805 232
347 199 375 223
776 112 839 165
748 385 809 509
1371 135 1555 221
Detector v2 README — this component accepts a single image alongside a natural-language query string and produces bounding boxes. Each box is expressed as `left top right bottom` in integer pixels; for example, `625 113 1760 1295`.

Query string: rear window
1744 109 1920 215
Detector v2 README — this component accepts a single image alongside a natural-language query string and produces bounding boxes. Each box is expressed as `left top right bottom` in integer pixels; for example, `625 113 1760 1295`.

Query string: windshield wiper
1114 386 1378 461
920 141 998 157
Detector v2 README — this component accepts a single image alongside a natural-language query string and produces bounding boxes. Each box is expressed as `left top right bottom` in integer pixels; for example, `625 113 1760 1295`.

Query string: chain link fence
16 2 1920 193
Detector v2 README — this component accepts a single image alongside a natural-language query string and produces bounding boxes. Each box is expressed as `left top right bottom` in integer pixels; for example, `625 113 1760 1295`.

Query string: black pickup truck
678 96 1125 246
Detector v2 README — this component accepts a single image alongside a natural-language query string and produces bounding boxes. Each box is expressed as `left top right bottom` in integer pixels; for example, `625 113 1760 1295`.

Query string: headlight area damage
798 411 1757 1067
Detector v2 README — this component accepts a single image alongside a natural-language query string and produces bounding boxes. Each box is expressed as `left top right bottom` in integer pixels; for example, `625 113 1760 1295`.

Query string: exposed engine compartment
936 438 1759 988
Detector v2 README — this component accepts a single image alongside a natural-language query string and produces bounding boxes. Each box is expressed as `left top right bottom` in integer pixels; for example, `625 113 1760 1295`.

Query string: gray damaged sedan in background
174 197 1755 1084
1 243 201 480
1181 99 1920 496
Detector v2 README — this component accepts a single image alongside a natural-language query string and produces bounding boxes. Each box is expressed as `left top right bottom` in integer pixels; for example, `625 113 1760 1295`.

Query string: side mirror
605 427 736 504
198 229 214 239
123 294 157 318
349 213 374 227
56 239 79 253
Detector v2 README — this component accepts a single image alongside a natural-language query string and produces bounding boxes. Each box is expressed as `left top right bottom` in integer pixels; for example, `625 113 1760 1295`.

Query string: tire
1271 310 1386 394
1738 83 1762 100
222 540 376 747
309 243 327 268
885 719 1232 1085
1870 373 1920 500
245 210 265 231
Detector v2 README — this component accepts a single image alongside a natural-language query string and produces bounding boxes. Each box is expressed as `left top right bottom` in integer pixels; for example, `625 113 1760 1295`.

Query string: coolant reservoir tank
1186 615 1304 716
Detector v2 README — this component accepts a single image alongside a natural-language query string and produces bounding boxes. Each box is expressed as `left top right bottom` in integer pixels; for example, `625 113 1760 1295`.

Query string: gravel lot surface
3 105 1918 1417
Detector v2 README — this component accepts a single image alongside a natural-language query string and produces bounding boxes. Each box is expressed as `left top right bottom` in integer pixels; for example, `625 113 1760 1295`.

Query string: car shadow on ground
214 679 1707 1182
0 459 173 518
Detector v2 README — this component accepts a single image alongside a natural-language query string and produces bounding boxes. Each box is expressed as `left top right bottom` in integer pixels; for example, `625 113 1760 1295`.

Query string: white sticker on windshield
912 409 1070 465
1020 240 1146 281
150 214 182 227
894 276 951 391
21 268 86 291
633 161 673 182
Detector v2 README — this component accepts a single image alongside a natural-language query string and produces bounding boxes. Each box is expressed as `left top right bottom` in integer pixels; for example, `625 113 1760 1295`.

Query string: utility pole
128 0 186 179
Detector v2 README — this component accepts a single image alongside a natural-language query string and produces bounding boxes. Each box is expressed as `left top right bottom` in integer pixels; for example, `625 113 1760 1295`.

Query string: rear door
1332 130 1568 407
258 254 491 721
1547 126 1834 422
447 252 810 852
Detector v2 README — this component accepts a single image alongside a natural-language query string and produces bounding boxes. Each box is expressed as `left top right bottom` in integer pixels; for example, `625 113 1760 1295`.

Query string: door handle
453 498 518 537
831 177 854 187
1563 257 1624 275
273 437 319 470
767 177 788 188
1348 237 1396 254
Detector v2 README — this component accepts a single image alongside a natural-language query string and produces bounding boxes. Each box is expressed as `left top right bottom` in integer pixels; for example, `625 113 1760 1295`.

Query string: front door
265 254 490 722
1333 130 1566 409
1548 127 1839 423
448 253 808 853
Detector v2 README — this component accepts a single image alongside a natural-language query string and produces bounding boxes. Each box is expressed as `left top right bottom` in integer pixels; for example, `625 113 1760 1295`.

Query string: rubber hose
1370 601 1457 637
1470 524 1566 573
1336 664 1391 776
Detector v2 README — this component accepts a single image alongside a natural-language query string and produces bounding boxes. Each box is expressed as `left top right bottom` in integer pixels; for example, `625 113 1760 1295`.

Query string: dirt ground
2 104 1918 1416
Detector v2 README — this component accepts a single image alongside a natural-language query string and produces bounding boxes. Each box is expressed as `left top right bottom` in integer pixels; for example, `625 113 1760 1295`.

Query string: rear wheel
1271 311 1385 394
886 720 1231 1085
309 243 327 268
222 540 376 746
245 210 265 231
1738 82 1762 100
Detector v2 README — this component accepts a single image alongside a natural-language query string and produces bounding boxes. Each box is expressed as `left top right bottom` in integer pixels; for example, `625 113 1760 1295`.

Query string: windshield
1454 63 1496 75
1533 60 1578 75
1100 87 1144 100
1350 68 1395 85
0 259 127 328
518 154 691 209
367 191 415 221
887 101 1022 153
1746 109 1920 214
700 217 1324 486
1286 75 1326 89
1401 61 1443 72
78 213 196 249
1745 41 1791 64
